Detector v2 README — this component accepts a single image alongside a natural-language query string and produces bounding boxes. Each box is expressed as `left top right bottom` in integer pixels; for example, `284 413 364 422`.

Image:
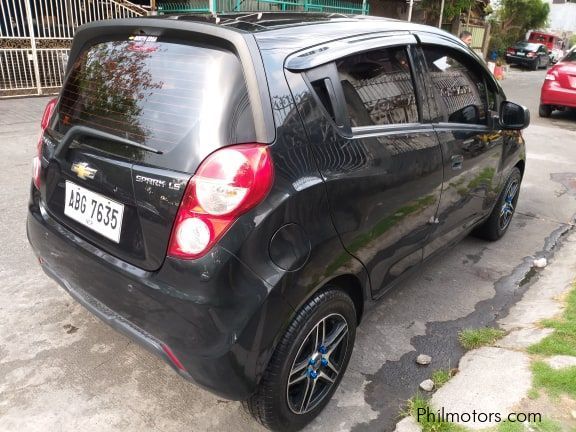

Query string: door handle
451 154 464 170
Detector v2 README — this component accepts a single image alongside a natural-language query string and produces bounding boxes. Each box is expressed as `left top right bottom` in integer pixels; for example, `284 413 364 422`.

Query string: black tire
539 104 552 118
474 167 522 241
244 289 357 432
530 59 538 71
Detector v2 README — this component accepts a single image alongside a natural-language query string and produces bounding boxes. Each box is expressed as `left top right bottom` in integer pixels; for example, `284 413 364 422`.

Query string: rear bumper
27 192 291 400
40 262 193 380
505 55 537 68
540 82 576 108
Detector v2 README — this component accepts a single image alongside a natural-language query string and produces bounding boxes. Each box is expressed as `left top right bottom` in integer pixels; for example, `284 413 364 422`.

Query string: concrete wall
549 2 576 32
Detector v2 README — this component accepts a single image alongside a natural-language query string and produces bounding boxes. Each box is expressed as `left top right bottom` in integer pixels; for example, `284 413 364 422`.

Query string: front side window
422 46 488 126
336 46 418 127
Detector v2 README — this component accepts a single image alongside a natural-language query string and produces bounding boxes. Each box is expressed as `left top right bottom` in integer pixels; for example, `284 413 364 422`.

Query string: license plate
516 52 525 56
64 181 124 243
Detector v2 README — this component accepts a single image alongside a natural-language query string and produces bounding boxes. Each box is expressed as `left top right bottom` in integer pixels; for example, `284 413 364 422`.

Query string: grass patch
530 418 563 432
408 396 466 432
527 388 540 399
532 361 576 398
497 421 523 432
528 286 576 357
497 419 561 432
458 327 506 350
431 369 454 388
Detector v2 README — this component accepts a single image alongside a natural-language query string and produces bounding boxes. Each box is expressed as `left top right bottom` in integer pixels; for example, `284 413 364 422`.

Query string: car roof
164 12 401 32
162 12 457 51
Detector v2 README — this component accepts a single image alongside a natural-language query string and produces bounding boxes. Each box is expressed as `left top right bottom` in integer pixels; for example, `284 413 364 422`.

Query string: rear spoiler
53 125 163 159
65 18 275 145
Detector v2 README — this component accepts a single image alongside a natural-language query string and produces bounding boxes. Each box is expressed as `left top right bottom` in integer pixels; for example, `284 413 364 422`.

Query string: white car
550 48 566 64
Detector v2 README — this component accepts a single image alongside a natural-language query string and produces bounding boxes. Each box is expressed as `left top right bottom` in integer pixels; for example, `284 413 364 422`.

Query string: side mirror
500 101 530 130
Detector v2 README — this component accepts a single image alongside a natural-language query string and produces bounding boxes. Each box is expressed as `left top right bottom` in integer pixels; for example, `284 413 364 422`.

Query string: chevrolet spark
27 13 528 432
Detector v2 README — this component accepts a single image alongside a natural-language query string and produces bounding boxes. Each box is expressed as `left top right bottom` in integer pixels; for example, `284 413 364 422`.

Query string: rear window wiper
53 125 163 159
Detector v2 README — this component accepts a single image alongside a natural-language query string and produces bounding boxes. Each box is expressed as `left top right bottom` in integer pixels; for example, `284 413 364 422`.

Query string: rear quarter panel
227 44 371 307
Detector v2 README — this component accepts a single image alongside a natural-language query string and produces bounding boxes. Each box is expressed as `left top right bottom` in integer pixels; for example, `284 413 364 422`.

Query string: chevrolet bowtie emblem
71 162 97 180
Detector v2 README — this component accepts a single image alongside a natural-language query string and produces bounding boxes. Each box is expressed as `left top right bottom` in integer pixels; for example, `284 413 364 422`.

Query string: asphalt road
1 67 575 432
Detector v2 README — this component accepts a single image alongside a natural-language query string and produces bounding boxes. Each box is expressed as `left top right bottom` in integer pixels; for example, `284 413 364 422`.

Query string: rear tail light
527 52 536 58
33 98 58 189
168 144 274 259
507 48 515 54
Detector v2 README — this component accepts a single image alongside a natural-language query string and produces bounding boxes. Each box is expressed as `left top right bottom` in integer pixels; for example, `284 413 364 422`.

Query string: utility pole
24 0 42 95
407 0 414 22
438 0 445 28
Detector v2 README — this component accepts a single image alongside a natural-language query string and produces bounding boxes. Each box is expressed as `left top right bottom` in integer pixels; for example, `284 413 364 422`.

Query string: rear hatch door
42 32 257 271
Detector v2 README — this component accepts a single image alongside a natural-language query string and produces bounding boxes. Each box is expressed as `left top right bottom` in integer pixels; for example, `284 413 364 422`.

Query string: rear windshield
514 42 540 51
55 38 255 158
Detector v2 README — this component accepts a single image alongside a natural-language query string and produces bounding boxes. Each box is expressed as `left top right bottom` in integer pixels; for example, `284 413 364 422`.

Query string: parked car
528 31 565 64
549 48 566 64
27 13 528 431
506 41 550 70
539 47 576 117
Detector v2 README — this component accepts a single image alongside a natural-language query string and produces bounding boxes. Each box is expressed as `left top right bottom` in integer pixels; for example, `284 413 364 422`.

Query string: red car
539 48 576 117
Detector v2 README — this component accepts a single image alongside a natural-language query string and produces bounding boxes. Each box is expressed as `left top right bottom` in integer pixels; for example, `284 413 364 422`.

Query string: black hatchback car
27 13 528 432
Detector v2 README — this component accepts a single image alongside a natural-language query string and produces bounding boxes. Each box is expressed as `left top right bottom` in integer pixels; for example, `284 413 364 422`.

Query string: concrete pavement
1 67 575 432
427 230 576 430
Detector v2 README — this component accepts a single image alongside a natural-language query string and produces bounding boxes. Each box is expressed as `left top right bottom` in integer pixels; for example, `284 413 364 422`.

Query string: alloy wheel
499 178 519 231
286 313 350 415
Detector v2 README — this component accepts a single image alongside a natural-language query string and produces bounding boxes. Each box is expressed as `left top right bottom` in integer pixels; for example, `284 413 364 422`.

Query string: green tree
419 0 476 25
489 0 549 55
497 0 549 35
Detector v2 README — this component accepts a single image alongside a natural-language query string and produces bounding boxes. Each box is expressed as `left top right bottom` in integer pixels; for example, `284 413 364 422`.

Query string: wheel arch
515 159 525 177
273 270 368 357
321 273 365 325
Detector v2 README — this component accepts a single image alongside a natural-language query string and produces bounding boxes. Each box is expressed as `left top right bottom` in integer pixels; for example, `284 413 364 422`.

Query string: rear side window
55 39 254 156
310 79 337 122
421 46 488 126
336 47 418 127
